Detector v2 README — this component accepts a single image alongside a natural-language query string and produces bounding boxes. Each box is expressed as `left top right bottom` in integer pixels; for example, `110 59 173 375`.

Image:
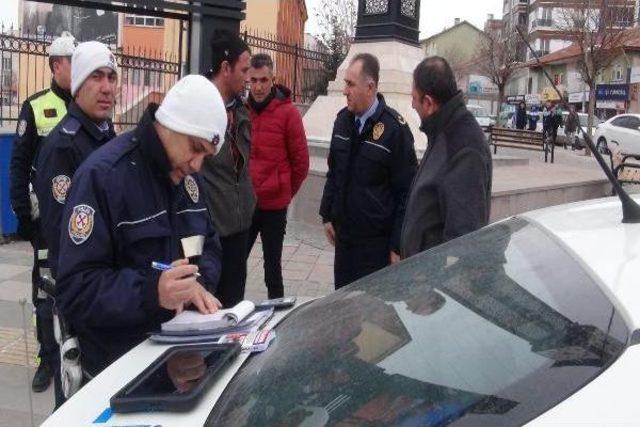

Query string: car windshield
208 218 628 427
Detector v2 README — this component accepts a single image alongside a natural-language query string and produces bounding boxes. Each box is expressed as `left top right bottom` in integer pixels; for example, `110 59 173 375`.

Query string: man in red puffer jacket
247 53 309 299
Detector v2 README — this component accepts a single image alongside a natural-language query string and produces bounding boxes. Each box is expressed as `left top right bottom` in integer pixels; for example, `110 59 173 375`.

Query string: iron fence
0 26 181 131
0 25 332 132
241 28 332 104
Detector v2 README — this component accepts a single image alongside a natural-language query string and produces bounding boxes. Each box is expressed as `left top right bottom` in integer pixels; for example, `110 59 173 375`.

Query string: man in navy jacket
55 75 227 376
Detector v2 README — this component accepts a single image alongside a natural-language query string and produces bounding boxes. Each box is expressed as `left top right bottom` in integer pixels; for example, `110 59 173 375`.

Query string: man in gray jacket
202 30 255 306
401 57 492 259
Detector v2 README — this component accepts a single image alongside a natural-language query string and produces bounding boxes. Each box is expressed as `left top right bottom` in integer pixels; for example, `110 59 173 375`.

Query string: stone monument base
303 40 427 150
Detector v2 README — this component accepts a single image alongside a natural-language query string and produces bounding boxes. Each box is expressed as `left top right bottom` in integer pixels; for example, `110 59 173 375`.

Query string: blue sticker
93 407 112 423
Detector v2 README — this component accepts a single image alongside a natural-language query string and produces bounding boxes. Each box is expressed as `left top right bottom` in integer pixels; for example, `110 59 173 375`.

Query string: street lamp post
355 0 421 45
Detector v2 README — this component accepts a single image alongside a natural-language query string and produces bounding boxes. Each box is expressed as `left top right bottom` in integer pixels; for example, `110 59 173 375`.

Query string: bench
488 127 553 163
600 142 640 186
614 154 640 186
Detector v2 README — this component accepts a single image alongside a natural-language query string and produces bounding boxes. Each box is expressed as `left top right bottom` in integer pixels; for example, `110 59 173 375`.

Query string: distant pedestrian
401 56 492 258
565 105 580 150
515 101 527 130
202 30 254 307
246 53 309 299
528 105 539 131
320 53 417 289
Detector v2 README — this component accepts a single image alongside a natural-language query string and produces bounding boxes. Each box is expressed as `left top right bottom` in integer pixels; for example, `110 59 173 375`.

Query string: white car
42 190 640 426
594 114 640 154
467 104 495 128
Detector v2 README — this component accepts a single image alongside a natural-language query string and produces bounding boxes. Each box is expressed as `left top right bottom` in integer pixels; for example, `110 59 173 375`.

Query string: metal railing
241 27 332 105
0 26 180 131
0 25 333 131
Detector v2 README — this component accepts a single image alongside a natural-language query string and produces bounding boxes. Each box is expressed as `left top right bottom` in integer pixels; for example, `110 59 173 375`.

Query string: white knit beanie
155 75 227 146
71 41 118 96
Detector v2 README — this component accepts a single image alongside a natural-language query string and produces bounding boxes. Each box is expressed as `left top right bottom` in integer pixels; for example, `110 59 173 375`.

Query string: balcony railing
531 18 553 29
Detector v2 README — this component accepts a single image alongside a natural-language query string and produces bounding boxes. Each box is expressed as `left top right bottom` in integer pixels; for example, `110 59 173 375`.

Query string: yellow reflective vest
29 89 67 137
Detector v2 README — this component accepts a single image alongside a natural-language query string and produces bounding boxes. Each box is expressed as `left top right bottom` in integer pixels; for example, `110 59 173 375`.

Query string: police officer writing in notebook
55 75 225 378
9 31 75 394
320 53 418 289
35 41 117 278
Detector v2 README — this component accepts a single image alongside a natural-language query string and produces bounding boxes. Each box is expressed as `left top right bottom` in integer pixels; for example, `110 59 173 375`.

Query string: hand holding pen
154 259 221 314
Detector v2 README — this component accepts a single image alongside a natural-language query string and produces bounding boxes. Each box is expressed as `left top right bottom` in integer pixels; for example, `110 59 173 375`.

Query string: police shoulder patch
17 119 27 137
68 204 95 245
184 175 200 204
52 175 71 204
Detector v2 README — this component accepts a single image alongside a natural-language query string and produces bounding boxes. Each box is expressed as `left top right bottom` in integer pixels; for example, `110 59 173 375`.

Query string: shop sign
596 84 630 101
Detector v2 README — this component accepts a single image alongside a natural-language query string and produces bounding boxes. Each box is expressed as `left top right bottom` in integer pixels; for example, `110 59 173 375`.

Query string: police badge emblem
68 204 95 245
17 119 27 137
52 175 71 204
373 122 385 141
184 175 200 203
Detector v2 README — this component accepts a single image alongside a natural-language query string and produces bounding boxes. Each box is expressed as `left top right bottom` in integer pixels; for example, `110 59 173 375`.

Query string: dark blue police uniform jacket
34 102 116 278
55 106 223 376
319 94 417 252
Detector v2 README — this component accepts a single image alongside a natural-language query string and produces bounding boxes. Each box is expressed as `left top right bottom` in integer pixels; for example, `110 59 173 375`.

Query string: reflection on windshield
209 219 627 427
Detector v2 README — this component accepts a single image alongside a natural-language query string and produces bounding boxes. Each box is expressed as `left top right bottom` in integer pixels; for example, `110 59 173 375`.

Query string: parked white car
467 104 495 128
43 192 640 427
594 114 640 154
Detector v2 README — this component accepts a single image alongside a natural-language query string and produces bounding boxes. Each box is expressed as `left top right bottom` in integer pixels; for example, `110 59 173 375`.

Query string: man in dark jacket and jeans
202 30 255 307
246 54 309 299
401 57 492 259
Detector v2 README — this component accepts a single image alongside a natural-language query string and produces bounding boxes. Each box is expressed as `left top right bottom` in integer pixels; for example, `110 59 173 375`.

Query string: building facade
421 19 499 114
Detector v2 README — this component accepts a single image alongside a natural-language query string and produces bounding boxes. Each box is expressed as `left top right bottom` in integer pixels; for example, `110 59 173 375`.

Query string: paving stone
284 261 314 272
289 254 318 264
0 265 31 282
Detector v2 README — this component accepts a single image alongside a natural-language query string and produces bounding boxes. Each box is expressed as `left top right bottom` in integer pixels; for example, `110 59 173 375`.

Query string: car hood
526 344 640 426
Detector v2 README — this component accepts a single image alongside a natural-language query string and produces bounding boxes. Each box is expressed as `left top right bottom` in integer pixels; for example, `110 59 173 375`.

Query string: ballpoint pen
151 261 202 278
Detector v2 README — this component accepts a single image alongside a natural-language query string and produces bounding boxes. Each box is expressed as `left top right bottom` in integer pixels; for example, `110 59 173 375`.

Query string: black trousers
334 236 389 289
215 230 250 308
248 208 287 299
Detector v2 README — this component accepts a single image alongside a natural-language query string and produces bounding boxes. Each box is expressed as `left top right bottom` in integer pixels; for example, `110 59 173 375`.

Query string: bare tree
476 29 523 126
556 0 633 154
315 0 357 79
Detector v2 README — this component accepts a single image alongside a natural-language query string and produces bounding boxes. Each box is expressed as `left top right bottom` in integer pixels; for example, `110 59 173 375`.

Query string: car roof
608 114 640 121
521 196 640 331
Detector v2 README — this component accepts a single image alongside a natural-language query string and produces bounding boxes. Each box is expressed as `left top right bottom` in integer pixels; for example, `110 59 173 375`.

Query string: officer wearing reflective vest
35 41 117 280
320 53 418 289
55 75 225 378
9 31 75 394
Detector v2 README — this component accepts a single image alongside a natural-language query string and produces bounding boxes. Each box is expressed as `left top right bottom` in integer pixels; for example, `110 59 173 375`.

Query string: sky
0 0 504 39
305 0 504 39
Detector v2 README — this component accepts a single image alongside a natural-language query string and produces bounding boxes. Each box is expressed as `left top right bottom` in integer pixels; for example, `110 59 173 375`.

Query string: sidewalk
0 220 335 426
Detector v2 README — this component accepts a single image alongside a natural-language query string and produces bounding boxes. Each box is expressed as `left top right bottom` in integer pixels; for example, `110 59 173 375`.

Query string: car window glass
209 218 628 427
624 116 640 130
612 117 628 128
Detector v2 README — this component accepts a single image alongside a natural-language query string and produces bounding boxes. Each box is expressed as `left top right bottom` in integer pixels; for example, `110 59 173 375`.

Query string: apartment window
553 73 564 85
1 56 11 70
125 15 164 27
614 64 623 81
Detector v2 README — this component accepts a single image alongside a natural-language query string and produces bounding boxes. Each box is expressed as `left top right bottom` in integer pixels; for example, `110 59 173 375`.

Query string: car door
621 116 640 154
607 117 629 150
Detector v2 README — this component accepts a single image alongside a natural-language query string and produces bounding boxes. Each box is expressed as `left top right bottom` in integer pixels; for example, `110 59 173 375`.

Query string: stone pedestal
303 40 427 150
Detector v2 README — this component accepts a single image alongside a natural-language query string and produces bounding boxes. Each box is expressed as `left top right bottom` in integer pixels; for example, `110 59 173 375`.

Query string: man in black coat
400 57 492 259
